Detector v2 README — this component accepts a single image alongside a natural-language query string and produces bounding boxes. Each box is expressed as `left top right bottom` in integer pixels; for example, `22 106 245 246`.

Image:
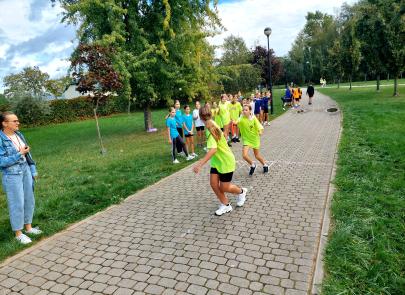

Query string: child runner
193 100 205 148
237 105 269 175
228 95 242 143
166 107 193 163
253 93 262 122
193 105 247 216
174 100 186 154
262 91 270 125
218 94 232 146
183 105 197 158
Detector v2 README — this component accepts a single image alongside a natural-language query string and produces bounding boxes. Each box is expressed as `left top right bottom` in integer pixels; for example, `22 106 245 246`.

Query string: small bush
14 96 48 125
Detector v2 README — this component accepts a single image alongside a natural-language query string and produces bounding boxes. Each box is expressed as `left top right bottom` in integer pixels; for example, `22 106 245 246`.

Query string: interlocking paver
0 91 339 294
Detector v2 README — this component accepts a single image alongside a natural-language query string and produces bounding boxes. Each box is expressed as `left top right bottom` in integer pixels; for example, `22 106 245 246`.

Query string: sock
239 189 243 194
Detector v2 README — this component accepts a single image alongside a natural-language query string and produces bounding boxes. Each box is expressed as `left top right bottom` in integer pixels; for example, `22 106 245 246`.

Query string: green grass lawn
318 86 405 294
324 78 405 89
0 90 286 261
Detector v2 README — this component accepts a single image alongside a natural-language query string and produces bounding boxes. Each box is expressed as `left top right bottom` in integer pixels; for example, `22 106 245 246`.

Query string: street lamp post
264 27 273 114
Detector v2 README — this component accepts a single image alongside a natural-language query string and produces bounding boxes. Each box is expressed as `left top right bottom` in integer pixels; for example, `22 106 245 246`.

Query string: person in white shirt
193 100 205 149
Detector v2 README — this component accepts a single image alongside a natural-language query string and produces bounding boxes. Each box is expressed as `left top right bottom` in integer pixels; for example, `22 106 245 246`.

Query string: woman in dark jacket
0 112 41 244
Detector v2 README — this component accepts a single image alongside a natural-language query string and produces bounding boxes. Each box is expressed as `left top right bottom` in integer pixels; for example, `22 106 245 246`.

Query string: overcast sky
0 0 357 93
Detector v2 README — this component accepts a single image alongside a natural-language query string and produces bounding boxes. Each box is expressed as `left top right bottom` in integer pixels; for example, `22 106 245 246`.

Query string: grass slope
319 86 405 294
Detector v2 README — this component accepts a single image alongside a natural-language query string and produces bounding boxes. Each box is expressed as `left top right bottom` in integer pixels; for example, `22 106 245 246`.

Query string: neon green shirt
206 124 236 174
212 108 223 128
228 102 242 121
237 116 263 149
218 101 231 125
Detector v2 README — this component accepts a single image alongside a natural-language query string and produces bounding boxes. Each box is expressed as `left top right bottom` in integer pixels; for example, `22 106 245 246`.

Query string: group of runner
166 91 272 216
282 83 315 112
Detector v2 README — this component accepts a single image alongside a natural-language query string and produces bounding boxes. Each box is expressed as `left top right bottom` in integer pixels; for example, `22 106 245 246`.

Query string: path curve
0 91 341 295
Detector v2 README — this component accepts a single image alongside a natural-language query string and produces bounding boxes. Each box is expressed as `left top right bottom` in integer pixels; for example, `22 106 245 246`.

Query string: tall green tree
363 0 405 96
57 0 221 131
3 66 50 99
219 35 251 66
340 5 361 90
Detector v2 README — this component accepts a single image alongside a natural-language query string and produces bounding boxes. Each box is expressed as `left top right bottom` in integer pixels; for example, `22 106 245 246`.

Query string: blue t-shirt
175 109 183 127
261 97 269 109
182 114 193 135
166 117 179 139
254 99 261 114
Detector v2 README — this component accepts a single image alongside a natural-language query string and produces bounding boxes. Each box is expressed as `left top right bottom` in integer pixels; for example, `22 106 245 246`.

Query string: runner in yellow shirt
218 94 232 146
237 104 269 176
193 105 248 216
228 95 242 143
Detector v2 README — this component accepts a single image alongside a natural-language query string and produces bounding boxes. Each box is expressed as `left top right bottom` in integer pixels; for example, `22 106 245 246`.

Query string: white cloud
211 0 358 57
0 45 10 59
41 57 71 78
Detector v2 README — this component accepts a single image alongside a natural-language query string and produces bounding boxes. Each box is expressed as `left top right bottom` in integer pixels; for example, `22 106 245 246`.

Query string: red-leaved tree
71 43 123 154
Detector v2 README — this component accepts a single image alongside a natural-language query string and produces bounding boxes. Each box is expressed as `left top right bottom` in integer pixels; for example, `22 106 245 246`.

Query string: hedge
12 95 130 126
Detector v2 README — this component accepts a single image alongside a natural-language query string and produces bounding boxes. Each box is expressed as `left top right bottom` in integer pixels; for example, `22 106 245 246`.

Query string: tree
365 0 405 96
219 35 251 66
57 0 221 131
45 76 71 99
339 4 361 90
250 46 283 87
3 66 50 99
328 39 344 88
216 64 262 93
71 43 123 154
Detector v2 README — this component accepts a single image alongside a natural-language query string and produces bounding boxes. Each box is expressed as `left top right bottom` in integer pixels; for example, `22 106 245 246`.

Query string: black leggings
172 136 188 160
176 128 184 152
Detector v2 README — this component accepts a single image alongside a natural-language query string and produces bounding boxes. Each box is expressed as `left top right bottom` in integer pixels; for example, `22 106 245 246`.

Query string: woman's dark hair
0 112 15 130
183 105 190 110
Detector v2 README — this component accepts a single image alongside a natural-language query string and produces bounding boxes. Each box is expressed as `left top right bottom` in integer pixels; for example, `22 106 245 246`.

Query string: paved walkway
0 92 341 295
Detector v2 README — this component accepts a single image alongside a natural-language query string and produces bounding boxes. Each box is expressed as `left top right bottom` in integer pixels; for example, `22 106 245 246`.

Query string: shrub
14 96 48 125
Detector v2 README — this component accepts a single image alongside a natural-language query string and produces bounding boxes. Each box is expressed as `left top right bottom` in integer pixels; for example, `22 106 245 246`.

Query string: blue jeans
2 162 35 231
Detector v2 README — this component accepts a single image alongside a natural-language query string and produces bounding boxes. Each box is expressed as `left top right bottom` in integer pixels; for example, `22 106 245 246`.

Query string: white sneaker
215 204 233 216
179 151 186 157
191 153 198 157
173 159 180 164
186 155 194 161
25 227 42 235
16 233 32 244
236 188 247 207
203 147 207 151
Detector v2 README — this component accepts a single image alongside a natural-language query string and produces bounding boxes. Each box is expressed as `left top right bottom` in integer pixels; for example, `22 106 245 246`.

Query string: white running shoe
215 204 233 216
186 155 194 161
16 233 32 244
173 159 180 164
236 188 248 207
25 227 42 235
191 153 198 157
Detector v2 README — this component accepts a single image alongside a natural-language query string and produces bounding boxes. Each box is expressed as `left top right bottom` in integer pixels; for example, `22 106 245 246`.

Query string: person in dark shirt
306 84 315 105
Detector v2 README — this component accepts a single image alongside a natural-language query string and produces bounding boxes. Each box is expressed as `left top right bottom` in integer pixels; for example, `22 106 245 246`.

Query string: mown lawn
0 90 285 262
319 86 405 294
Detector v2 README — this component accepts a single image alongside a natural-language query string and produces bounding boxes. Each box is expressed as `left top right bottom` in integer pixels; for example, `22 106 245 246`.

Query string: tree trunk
364 73 367 81
349 75 352 90
127 98 131 114
393 76 399 96
93 100 106 155
376 74 380 91
387 73 390 81
144 105 153 131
